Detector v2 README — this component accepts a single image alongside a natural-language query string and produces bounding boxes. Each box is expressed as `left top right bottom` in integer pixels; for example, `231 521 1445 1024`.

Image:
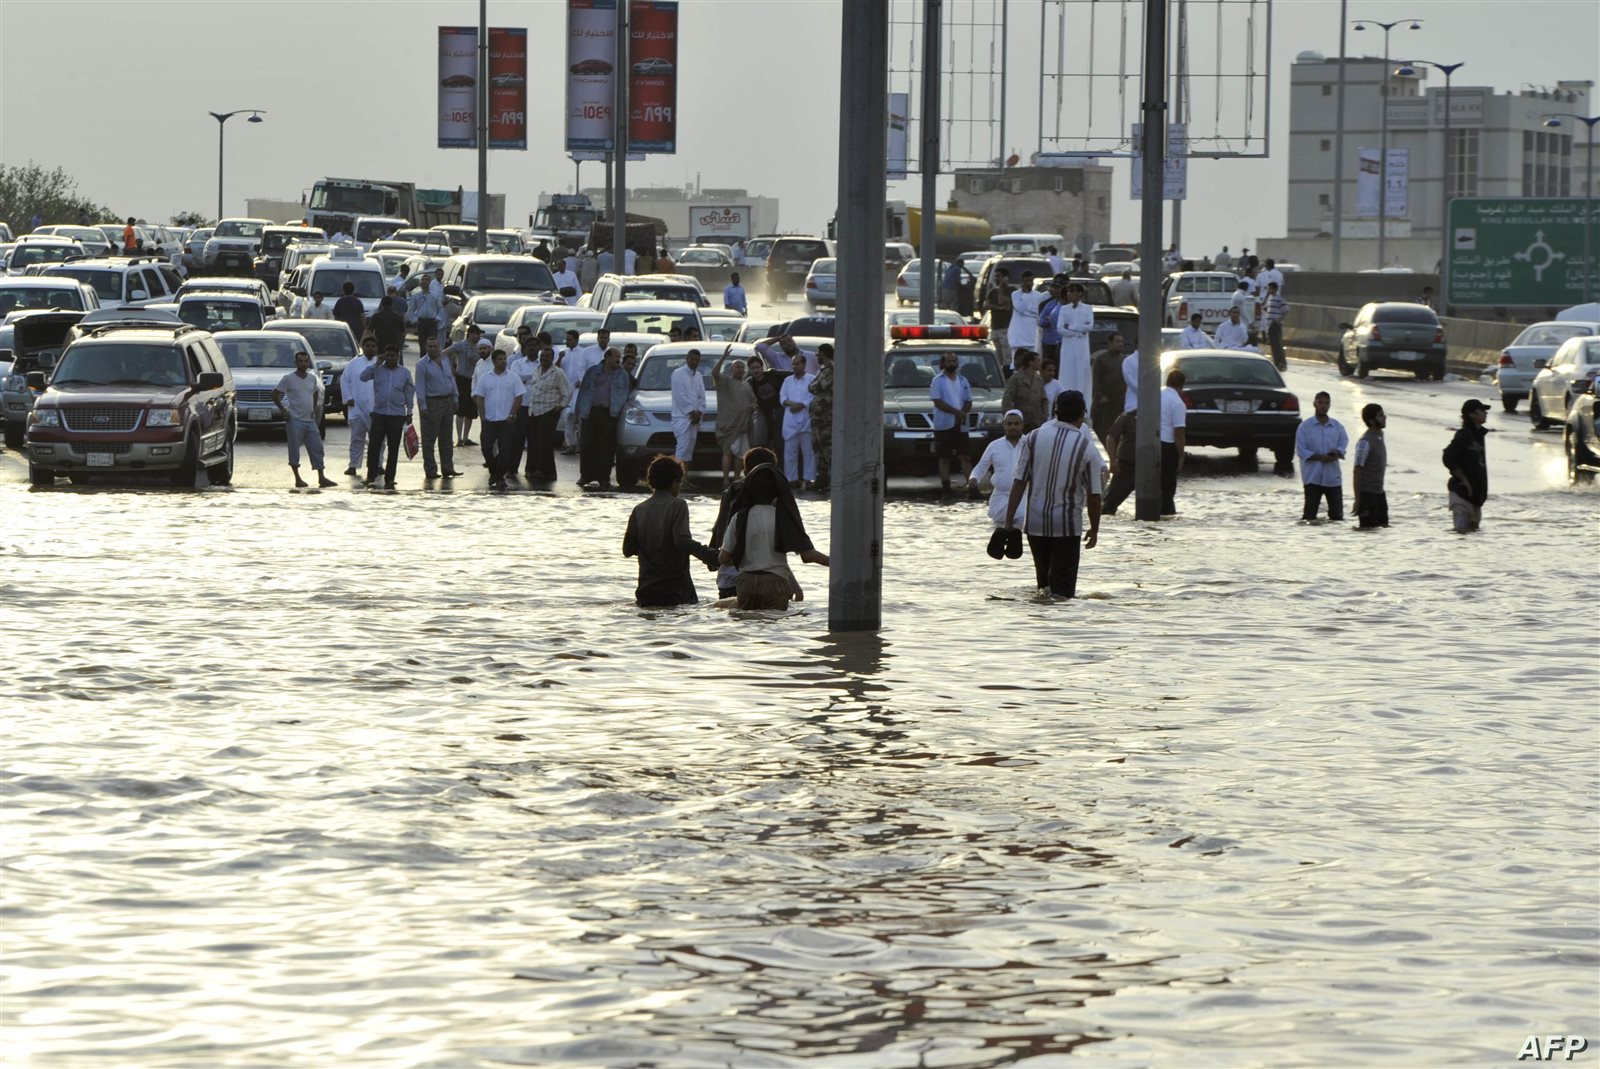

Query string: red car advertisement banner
567 0 618 152
487 27 527 149
438 27 477 149
628 1 677 154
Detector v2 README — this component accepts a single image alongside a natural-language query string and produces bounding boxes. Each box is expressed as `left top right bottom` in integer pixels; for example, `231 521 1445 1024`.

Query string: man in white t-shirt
1258 258 1284 294
552 262 582 305
622 246 638 275
1158 368 1188 515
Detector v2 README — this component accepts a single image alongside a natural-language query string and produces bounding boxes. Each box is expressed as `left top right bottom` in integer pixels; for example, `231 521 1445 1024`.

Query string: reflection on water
2 483 1595 1068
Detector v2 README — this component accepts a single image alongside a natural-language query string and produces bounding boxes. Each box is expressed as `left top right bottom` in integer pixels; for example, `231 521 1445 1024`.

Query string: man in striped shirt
1262 281 1289 370
1003 390 1103 599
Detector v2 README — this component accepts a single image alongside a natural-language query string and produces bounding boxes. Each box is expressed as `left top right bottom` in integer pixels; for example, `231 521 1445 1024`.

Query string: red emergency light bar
889 325 990 341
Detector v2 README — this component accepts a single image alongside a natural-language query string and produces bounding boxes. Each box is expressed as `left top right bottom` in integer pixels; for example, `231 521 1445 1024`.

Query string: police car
882 324 1008 475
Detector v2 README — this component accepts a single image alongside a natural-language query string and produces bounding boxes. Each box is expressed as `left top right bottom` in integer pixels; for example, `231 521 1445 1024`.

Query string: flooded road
2 356 1596 1068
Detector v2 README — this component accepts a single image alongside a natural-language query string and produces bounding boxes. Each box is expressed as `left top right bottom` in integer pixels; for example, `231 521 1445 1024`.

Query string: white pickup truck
1162 271 1245 333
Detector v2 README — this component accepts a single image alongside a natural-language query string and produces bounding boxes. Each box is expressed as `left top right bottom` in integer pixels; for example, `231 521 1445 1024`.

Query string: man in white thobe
1214 307 1253 351
340 336 379 476
1053 282 1095 401
561 328 609 453
670 348 707 469
968 409 1027 528
1179 313 1214 349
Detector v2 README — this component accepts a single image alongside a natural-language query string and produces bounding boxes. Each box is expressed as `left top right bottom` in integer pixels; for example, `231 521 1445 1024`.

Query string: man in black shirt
1444 398 1490 533
368 295 406 355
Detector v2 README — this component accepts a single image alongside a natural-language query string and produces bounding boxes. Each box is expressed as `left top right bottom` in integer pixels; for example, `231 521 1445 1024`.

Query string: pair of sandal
986 527 1024 560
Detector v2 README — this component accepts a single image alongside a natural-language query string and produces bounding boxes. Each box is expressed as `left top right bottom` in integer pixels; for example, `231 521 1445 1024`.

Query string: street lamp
208 109 266 222
1543 112 1600 304
1396 59 1464 311
1353 18 1422 268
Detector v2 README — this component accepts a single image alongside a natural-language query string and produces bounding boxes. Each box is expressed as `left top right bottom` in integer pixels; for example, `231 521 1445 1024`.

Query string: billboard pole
612 0 629 273
1134 0 1167 522
918 0 941 319
831 0 888 632
476 0 488 253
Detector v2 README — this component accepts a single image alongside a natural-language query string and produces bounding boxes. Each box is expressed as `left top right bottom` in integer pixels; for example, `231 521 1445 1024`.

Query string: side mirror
444 284 464 299
197 371 225 390
1338 322 1353 331
1533 357 1548 369
315 360 333 371
130 289 149 301
26 371 47 389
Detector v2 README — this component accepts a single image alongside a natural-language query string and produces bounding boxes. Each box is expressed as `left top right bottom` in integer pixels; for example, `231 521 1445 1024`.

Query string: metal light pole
918 0 942 320
1352 19 1421 268
1134 0 1167 522
1332 0 1348 271
612 0 629 273
1397 60 1463 310
1543 113 1600 305
831 0 889 632
476 0 488 253
208 110 265 221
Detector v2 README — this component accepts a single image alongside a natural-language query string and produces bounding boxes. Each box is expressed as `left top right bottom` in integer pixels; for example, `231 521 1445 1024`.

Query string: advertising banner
1357 148 1408 218
1129 123 1187 200
438 27 478 149
689 205 751 241
566 0 618 152
487 27 527 150
628 1 678 153
887 92 909 179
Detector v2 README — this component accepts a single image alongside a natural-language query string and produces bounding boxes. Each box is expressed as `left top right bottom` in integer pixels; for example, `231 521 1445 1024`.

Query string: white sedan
1528 335 1600 429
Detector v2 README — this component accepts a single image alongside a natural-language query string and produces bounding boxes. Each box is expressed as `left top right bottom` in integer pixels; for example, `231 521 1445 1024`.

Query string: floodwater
2 361 1597 1068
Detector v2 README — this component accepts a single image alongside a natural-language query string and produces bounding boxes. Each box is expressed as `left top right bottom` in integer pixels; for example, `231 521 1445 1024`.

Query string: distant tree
171 210 212 228
0 162 115 232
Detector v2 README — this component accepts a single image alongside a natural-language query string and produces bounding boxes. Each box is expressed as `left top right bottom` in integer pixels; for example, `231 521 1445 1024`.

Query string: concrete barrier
1283 303 1518 378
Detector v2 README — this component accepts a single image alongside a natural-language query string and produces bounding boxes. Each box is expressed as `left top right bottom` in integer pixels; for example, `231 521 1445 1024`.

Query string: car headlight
882 413 903 428
978 411 1005 428
28 409 59 428
623 403 650 427
2 374 24 392
146 408 181 427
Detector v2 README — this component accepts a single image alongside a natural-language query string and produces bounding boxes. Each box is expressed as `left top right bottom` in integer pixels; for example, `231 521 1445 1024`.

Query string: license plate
1223 400 1251 413
1395 350 1420 361
87 452 114 467
893 431 933 439
247 408 273 421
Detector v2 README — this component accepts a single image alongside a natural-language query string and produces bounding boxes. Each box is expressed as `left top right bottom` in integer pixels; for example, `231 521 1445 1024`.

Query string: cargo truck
304 178 505 238
827 199 992 259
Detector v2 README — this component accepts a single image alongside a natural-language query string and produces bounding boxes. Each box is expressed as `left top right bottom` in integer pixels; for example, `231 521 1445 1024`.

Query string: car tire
1568 430 1595 483
1501 394 1518 413
1238 446 1260 467
170 430 201 487
1530 396 1553 430
206 433 235 486
1336 348 1353 377
3 422 22 451
28 464 53 487
1356 357 1369 379
68 472 93 486
1272 447 1294 475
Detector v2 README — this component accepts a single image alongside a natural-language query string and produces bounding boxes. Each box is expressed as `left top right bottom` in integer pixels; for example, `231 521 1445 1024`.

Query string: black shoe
293 475 309 488
986 528 1007 560
1004 528 1023 559
343 467 357 476
444 470 465 477
317 475 337 488
383 480 396 490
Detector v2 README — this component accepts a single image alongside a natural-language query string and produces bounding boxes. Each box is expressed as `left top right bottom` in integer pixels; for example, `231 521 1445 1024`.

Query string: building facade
947 164 1115 252
1263 52 1593 270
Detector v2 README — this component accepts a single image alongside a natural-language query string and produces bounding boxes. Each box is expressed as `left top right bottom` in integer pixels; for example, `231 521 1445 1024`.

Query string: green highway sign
1447 197 1596 307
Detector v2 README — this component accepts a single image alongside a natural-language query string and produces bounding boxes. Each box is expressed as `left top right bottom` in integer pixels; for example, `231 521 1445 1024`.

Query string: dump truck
303 178 505 237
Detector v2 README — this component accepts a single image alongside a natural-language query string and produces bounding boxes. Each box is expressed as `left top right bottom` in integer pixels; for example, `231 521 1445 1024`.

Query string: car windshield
1174 355 1285 386
774 317 835 338
218 336 300 368
887 310 964 327
311 269 385 299
637 354 713 391
54 343 186 387
534 311 602 337
46 268 121 302
10 246 78 269
261 230 322 254
677 250 722 265
487 233 524 254
310 186 388 214
269 323 355 358
992 239 1048 253
773 241 828 263
473 297 544 322
180 300 263 332
465 261 556 292
355 220 402 243
883 350 1003 390
1513 323 1593 346
1370 305 1441 326
0 286 85 311
702 319 742 341
214 221 266 239
621 284 700 303
810 259 838 275
605 311 700 336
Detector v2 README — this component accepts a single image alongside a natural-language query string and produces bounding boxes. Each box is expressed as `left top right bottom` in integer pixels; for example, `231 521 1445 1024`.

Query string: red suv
25 324 237 487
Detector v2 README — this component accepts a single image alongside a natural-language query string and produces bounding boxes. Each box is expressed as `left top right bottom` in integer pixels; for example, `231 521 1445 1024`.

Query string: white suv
203 218 273 273
298 248 388 318
42 256 184 308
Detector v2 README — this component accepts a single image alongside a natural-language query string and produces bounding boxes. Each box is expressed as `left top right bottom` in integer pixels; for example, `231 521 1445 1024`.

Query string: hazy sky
2 0 1596 256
